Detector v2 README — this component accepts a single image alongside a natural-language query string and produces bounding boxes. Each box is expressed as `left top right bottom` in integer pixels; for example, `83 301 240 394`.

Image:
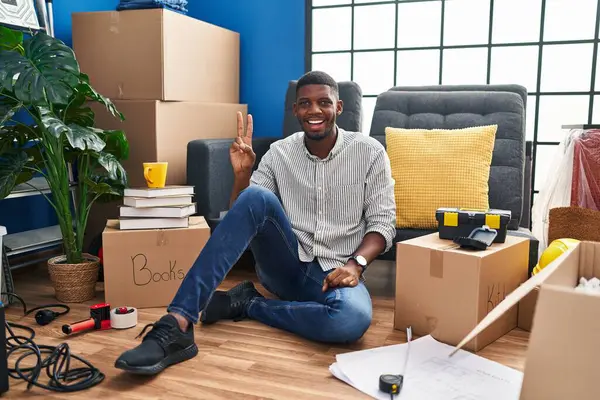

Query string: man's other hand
322 263 362 292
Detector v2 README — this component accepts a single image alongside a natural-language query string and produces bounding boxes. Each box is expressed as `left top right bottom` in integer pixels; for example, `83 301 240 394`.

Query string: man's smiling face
293 84 343 141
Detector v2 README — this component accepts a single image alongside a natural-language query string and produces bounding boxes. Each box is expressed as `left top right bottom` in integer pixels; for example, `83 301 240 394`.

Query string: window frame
305 0 600 228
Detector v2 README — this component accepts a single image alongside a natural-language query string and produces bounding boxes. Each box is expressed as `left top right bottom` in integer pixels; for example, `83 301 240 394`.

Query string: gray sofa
369 84 537 271
187 82 538 273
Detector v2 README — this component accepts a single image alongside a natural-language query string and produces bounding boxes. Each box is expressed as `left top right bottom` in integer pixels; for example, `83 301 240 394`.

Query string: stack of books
118 185 197 230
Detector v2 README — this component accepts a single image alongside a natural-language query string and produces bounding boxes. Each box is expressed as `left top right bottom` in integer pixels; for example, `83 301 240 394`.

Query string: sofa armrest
187 139 233 227
507 227 539 277
186 137 278 229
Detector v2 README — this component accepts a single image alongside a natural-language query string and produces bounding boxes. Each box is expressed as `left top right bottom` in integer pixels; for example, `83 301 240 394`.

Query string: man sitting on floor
114 71 397 375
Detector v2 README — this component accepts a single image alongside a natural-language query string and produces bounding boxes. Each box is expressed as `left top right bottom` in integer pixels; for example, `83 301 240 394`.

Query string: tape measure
379 374 403 395
110 306 138 329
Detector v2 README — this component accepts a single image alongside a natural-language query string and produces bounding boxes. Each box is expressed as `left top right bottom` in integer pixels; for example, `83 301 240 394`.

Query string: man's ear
293 102 298 116
336 99 344 116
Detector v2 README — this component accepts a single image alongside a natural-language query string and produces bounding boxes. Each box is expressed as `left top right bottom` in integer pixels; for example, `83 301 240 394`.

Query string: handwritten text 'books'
119 185 196 230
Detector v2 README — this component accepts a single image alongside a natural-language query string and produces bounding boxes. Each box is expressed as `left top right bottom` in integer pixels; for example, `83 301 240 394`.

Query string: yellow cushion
385 125 497 229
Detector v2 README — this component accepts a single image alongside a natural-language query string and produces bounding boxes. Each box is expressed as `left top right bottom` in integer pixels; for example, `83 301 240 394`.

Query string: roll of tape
110 307 138 329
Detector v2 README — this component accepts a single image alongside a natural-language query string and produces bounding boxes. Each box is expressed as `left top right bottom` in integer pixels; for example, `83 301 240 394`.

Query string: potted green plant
0 27 129 302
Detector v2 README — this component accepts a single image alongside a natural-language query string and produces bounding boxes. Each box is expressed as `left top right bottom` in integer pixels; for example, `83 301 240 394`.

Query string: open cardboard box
516 286 538 332
451 240 600 400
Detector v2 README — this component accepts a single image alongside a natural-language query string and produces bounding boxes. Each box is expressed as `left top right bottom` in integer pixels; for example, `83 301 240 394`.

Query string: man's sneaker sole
114 343 198 375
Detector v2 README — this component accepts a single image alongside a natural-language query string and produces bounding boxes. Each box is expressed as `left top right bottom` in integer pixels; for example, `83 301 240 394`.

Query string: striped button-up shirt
250 127 397 271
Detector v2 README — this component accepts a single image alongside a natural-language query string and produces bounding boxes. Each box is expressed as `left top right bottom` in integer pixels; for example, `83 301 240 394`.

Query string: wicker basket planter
47 253 100 303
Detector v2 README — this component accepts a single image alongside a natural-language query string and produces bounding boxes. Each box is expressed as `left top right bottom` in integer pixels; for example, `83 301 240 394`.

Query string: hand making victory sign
230 111 256 175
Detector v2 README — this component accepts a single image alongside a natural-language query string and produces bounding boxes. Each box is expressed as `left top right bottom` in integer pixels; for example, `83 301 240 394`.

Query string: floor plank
3 265 529 399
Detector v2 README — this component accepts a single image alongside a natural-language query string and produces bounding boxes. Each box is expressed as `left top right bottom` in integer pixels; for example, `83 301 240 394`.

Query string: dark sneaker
114 314 198 375
200 280 263 324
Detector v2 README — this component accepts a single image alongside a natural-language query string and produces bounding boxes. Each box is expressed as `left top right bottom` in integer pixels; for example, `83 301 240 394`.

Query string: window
307 0 600 225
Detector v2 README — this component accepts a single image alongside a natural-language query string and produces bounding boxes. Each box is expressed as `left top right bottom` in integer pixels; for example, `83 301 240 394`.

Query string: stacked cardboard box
72 9 245 248
72 8 246 188
72 9 237 305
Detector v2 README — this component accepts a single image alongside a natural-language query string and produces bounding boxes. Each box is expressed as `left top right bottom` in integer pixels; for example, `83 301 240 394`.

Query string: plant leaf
38 107 105 151
0 31 80 105
22 142 45 169
15 170 33 186
38 106 69 138
84 176 120 196
0 26 23 52
78 74 124 121
0 125 33 154
93 128 128 160
65 124 105 152
95 152 128 185
0 95 22 128
58 81 93 126
64 105 95 127
0 151 29 199
87 173 126 203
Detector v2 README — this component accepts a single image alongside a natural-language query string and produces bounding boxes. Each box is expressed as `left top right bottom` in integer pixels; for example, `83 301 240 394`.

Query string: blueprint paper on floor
329 335 523 400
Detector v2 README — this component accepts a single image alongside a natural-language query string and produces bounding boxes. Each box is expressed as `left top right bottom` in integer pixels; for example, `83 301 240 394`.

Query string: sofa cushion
370 88 526 230
385 125 498 229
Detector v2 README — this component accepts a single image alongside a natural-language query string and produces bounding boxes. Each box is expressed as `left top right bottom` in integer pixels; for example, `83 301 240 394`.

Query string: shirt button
318 186 322 190
318 211 322 215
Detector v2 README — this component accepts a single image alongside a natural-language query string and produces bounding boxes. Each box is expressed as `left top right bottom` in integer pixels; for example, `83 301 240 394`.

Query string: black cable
2 292 70 323
3 292 105 392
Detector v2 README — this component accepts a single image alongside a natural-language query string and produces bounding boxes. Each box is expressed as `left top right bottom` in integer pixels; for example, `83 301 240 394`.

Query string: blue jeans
167 185 372 343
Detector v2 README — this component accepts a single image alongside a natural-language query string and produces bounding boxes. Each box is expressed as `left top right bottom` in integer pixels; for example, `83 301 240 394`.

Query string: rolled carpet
548 206 600 244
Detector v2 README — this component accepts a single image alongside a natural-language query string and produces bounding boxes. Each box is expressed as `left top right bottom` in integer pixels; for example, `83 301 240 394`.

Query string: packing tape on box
110 307 138 329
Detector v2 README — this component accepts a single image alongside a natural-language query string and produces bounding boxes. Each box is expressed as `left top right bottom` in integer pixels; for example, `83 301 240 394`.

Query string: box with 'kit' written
394 232 529 352
101 216 209 309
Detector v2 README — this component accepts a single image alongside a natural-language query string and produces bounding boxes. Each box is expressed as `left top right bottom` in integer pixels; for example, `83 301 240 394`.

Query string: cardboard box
72 9 240 103
517 286 539 331
395 233 529 352
101 216 209 309
93 100 247 187
451 240 600 400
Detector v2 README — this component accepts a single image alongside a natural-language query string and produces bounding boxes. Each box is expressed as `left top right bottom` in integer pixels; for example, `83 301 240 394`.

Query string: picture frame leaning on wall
0 0 41 31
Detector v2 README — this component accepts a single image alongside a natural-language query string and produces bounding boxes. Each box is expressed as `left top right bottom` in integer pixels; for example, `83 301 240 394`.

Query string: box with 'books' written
101 216 209 308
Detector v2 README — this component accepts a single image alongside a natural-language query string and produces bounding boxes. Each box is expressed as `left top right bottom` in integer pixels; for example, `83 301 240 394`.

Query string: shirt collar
302 125 345 161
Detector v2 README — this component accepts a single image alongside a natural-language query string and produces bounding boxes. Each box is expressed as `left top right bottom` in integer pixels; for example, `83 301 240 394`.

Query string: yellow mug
143 162 168 188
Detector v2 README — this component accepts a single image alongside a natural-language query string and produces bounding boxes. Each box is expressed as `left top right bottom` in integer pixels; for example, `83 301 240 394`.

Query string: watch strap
350 255 368 281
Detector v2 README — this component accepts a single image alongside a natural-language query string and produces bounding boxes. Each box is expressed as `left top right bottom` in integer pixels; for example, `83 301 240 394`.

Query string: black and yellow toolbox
435 208 511 243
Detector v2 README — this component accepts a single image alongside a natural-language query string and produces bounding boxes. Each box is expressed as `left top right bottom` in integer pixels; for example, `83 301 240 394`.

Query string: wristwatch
350 254 368 275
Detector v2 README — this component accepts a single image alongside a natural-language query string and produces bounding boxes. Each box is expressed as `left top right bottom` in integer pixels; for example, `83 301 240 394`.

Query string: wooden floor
3 265 530 399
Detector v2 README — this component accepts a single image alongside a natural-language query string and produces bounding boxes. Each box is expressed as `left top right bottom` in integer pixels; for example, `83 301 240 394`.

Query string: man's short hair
296 71 339 98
